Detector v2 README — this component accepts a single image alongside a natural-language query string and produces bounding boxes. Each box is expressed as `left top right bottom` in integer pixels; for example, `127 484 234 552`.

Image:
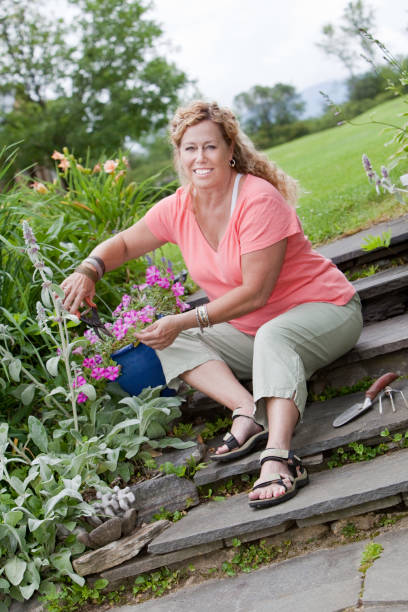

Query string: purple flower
94 354 103 364
381 166 389 179
77 392 88 403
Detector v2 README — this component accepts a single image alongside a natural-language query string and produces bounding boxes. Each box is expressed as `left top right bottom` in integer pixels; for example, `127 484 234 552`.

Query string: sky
147 0 408 108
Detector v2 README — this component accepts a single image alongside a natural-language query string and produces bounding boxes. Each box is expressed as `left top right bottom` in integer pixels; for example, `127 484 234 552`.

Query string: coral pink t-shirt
144 174 355 336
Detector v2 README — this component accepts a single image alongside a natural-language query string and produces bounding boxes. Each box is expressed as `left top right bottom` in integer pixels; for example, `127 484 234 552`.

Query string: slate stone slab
332 312 408 367
150 449 408 554
316 215 408 266
97 541 223 585
113 540 364 612
130 474 199 524
194 379 408 486
363 528 408 606
353 264 408 299
73 520 170 576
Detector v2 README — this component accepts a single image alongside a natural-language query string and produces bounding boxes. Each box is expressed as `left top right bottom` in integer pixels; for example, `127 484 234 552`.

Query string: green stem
7 437 32 465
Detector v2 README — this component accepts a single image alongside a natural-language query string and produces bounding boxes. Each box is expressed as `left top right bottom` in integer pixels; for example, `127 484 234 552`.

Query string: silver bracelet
195 307 204 333
83 257 104 280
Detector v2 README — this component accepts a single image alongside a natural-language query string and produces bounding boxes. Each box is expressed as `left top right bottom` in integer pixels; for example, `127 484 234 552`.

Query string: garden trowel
332 372 398 427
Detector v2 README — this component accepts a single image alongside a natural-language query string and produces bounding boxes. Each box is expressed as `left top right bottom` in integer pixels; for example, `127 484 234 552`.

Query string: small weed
380 428 408 448
172 422 195 439
345 263 379 282
309 377 374 403
341 522 357 537
151 507 186 522
39 578 122 611
132 568 183 598
221 540 280 577
327 440 389 469
361 230 392 252
359 541 383 574
378 515 397 527
200 416 232 441
158 457 207 480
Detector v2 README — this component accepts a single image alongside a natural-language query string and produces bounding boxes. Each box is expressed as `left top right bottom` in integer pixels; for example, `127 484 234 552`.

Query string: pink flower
171 282 185 297
77 392 88 403
121 294 131 308
91 367 105 380
103 159 118 174
84 329 100 345
72 346 84 355
51 150 65 160
73 375 86 389
145 265 161 285
58 158 70 172
93 163 101 173
157 277 170 289
32 182 48 194
82 357 96 368
176 298 190 312
104 366 120 381
94 354 103 364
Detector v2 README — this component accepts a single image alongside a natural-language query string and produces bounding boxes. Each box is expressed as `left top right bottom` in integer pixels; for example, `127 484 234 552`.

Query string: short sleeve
144 193 178 244
236 190 301 255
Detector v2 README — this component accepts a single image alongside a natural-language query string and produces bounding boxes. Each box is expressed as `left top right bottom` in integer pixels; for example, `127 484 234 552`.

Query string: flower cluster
72 260 189 403
362 154 408 203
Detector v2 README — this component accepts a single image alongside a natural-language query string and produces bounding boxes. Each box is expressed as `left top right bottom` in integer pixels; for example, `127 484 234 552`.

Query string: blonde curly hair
169 100 299 206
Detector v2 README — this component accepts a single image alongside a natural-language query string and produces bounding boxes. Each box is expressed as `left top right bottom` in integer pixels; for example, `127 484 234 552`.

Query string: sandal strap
222 432 240 451
260 448 304 480
232 408 263 429
252 472 294 493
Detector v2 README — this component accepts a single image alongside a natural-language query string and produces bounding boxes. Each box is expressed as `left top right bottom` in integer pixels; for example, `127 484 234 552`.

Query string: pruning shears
76 296 113 340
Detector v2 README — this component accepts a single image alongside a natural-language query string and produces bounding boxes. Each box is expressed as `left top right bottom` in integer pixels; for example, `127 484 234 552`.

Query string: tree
316 0 376 76
0 0 188 171
234 83 305 135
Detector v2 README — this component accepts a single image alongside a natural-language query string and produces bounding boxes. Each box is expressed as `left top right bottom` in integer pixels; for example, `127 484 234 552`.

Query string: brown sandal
249 448 309 509
209 408 268 462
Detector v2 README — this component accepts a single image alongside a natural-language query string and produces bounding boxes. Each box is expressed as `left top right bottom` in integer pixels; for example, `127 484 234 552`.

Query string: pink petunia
73 375 86 389
77 392 88 403
84 329 100 345
157 277 170 289
91 367 105 380
72 346 84 355
82 357 96 368
104 366 120 381
171 282 185 297
145 265 161 286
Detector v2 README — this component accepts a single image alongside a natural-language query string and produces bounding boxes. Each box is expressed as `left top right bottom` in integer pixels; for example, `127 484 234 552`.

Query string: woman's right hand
60 272 96 314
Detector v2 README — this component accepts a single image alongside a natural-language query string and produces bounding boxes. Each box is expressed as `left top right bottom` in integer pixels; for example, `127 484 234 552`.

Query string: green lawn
266 97 407 244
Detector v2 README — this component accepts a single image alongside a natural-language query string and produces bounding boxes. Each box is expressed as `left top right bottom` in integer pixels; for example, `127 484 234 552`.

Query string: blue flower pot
111 342 174 396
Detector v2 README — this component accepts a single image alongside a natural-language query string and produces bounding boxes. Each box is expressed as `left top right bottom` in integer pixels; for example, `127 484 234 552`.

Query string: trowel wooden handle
366 372 398 400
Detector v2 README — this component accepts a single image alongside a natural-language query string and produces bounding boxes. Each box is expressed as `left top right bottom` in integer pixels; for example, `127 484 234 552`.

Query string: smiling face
178 120 234 191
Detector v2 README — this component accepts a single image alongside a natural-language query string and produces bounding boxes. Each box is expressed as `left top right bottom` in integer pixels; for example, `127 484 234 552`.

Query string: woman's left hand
134 315 182 350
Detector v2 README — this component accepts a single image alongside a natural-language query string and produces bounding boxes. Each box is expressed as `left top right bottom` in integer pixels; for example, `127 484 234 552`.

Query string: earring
229 158 236 168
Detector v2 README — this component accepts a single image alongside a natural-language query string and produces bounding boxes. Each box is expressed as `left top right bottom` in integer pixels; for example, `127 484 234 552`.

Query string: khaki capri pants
156 293 363 426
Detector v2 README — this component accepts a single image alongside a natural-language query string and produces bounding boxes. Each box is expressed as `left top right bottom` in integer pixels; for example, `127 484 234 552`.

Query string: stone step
311 311 408 390
353 264 408 323
316 214 408 270
148 447 408 555
195 378 408 486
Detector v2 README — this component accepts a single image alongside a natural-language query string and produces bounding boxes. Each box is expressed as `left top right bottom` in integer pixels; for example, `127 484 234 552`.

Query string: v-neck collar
193 174 245 253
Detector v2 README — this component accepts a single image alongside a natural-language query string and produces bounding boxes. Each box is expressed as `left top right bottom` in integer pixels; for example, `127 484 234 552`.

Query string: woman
61 100 363 509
